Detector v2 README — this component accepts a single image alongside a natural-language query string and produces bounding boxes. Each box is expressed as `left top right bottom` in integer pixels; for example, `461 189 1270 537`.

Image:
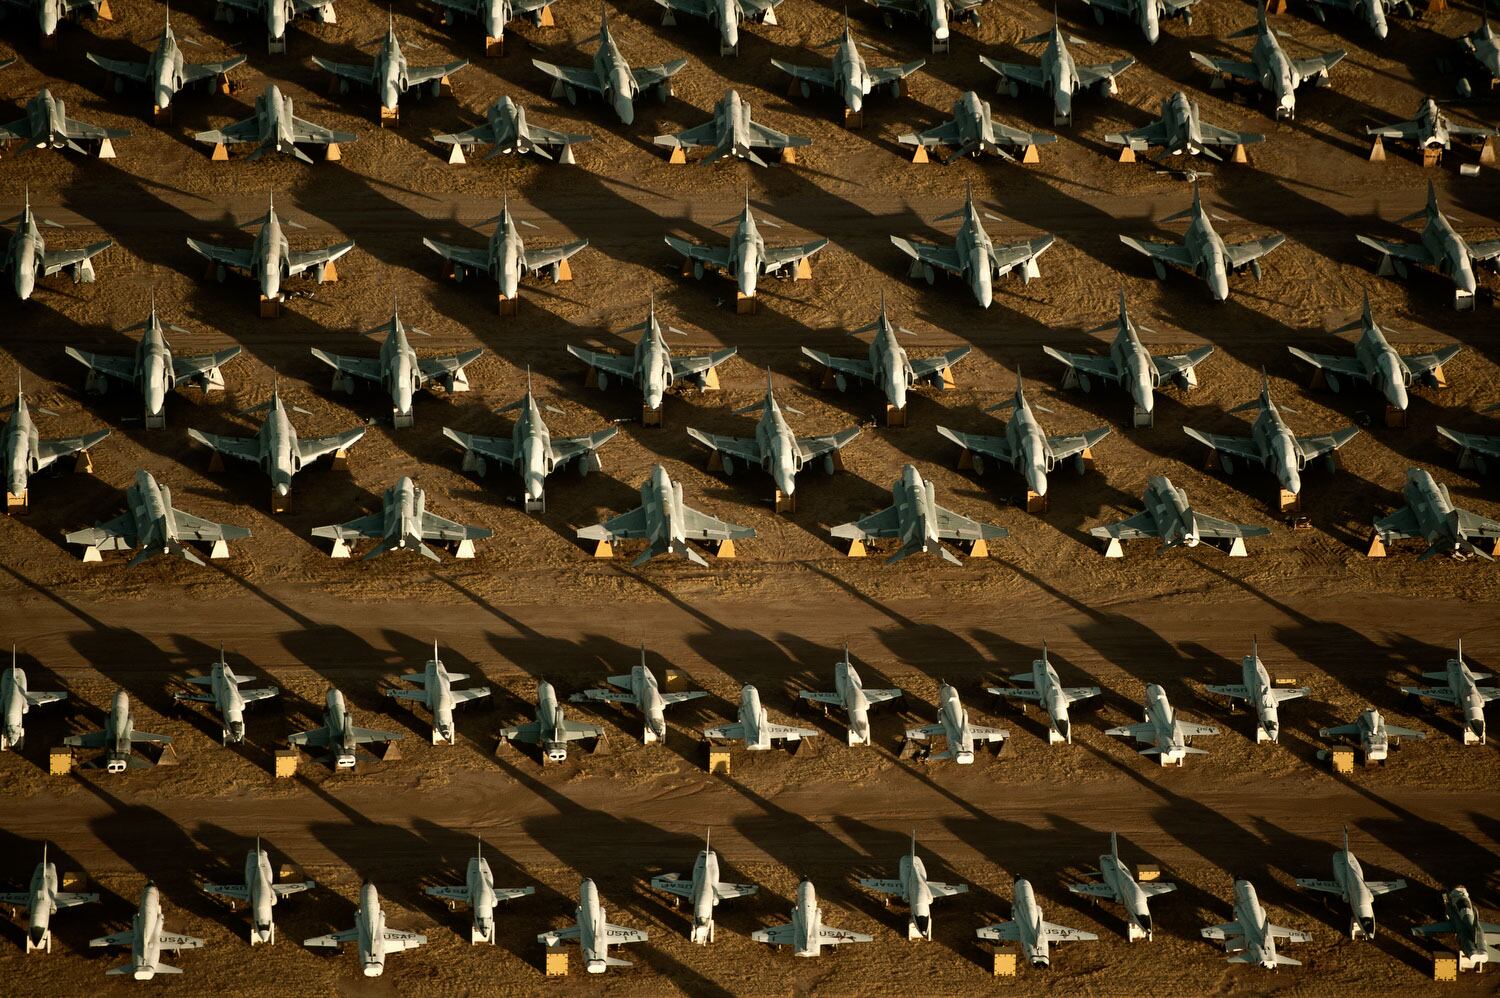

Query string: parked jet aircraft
890 184 1053 307
1367 97 1497 154
1201 879 1312 968
1106 683 1218 765
977 878 1097 967
1439 418 1500 475
1090 475 1269 556
1373 468 1500 561
980 20 1135 126
1457 14 1500 97
867 0 983 46
772 19 923 117
1067 833 1176 941
312 476 492 560
426 840 533 944
287 688 401 769
203 840 314 945
193 84 355 162
1401 640 1499 744
802 295 970 416
387 641 490 744
214 0 336 51
656 0 782 55
1189 6 1345 119
665 194 827 300
187 193 353 306
988 642 1100 744
1204 638 1307 743
0 88 129 156
704 684 819 750
1306 0 1406 38
832 464 1006 565
577 464 753 567
798 644 901 746
1356 181 1500 309
9 0 110 43
538 878 646 972
1411 885 1500 971
314 14 468 114
312 307 482 428
1119 184 1284 301
568 299 735 416
532 10 687 124
172 651 277 743
575 653 706 744
1104 91 1262 159
90 884 203 979
899 90 1055 163
1082 0 1197 44
87 10 246 114
63 691 170 773
431 0 559 49
1318 707 1424 762
1296 827 1404 940
859 833 968 940
752 880 872 956
655 89 808 165
497 680 601 762
423 198 586 302
2 382 108 504
650 831 758 944
65 469 251 566
304 882 425 976
0 844 98 953
3 190 111 300
434 96 591 163
1 652 66 752
905 683 1007 763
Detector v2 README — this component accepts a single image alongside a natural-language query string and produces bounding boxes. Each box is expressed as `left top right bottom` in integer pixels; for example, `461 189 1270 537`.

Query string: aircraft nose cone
1359 917 1375 937
1209 272 1230 301
914 914 930 936
28 925 46 946
1283 469 1301 496
228 722 245 742
613 96 635 125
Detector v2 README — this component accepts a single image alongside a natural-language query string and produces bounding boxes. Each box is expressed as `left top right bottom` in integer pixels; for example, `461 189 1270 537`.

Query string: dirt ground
0 0 1498 993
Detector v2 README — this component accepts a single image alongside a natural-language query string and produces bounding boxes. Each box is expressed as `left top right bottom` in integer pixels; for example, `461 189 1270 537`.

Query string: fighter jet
577 464 754 567
1205 638 1308 744
1 652 66 752
802 297 971 418
703 684 819 750
90 884 203 979
1200 879 1312 968
312 308 482 429
171 651 277 744
891 183 1055 307
313 14 468 115
304 883 425 977
1104 91 1262 160
202 840 315 945
1457 14 1500 98
980 21 1135 127
1356 181 1500 309
6 0 110 44
193 84 356 163
1318 707 1424 762
66 300 240 428
432 0 559 50
752 880 872 956
2 191 111 300
187 385 366 505
830 464 1008 566
62 690 171 774
1295 827 1404 940
443 379 616 511
423 197 586 304
434 96 591 164
905 682 1007 763
532 10 687 125
665 194 827 301
656 0 783 56
287 688 401 769
2 382 109 505
0 845 98 953
574 651 707 744
497 680 602 762
537 878 646 973
937 371 1111 502
1438 418 1500 476
1189 7 1345 120
1401 640 1499 744
188 192 353 306
86 11 247 115
425 840 533 945
687 372 859 501
386 641 490 745
1411 885 1500 970
798 645 901 746
569 299 736 418
1120 184 1284 301
977 879 1098 968
867 0 983 48
655 89 809 166
65 469 251 566
987 642 1100 745
0 88 129 157
1287 292 1460 413
1091 475 1270 557
1372 468 1500 561
312 476 492 560
1081 0 1197 44
216 0 336 52
898 90 1056 163
772 19 923 119
1043 292 1214 423
858 832 968 940
650 831 758 944
1367 97 1496 155
1106 683 1219 765
1067 833 1176 941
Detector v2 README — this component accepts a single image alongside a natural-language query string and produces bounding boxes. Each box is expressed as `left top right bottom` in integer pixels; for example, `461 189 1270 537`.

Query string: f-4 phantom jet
63 689 172 773
8 0 111 45
1120 184 1284 301
497 680 602 762
1356 181 1500 310
650 831 758 944
1190 6 1344 120
87 10 246 117
532 10 687 124
980 20 1135 126
194 84 355 163
831 464 1006 564
314 13 468 118
1367 97 1497 156
0 844 98 952
665 193 827 303
424 198 586 309
568 298 736 418
0 88 129 157
171 650 277 743
656 0 783 56
899 90 1055 163
434 96 591 165
214 0 336 53
1091 475 1269 557
3 191 112 300
1104 91 1262 160
187 193 353 308
574 652 707 744
313 476 491 560
891 184 1054 307
312 307 483 428
905 682 1007 763
2 382 108 508
867 0 984 49
66 469 251 566
798 645 901 746
1401 640 1499 744
1371 468 1500 561
655 89 809 166
1082 0 1198 44
431 0 560 52
577 464 753 567
772 18 923 121
287 688 401 769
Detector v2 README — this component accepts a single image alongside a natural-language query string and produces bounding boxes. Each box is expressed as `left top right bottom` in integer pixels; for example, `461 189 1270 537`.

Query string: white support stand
448 143 466 165
81 545 103 563
455 539 477 559
209 540 230 559
1101 537 1124 558
393 409 415 429
1226 537 1249 557
330 539 352 559
1126 922 1148 942
1132 406 1153 428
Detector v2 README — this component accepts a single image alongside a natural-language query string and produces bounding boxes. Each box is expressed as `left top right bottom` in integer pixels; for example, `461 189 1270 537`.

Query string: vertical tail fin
1110 831 1119 861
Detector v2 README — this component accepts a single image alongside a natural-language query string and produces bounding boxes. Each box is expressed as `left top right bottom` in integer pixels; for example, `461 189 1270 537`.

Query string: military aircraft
568 298 736 417
1082 0 1197 44
431 0 559 50
1304 0 1402 38
650 831 758 944
1356 181 1500 310
1295 827 1404 940
203 840 315 945
426 840 533 945
90 884 203 979
898 90 1056 163
1204 638 1308 743
577 464 754 567
216 0 336 52
980 21 1135 126
0 844 98 953
3 190 112 300
1067 833 1176 941
831 464 1007 565
1104 91 1262 159
1189 6 1344 119
1091 475 1270 557
1401 640 1499 744
304 883 425 977
1318 707 1424 762
314 13 468 115
574 652 707 744
988 642 1100 745
1372 468 1500 561
532 9 687 125
312 476 492 560
905 683 1007 763
1287 292 1460 413
63 690 171 773
1201 880 1312 968
1106 683 1219 765
387 641 490 745
1438 418 1500 475
798 645 901 746
2 382 109 505
1120 184 1284 301
978 879 1098 967
6 0 110 44
858 833 968 940
665 194 827 301
187 193 353 307
772 19 923 118
937 371 1111 502
65 469 251 566
311 307 483 428
423 197 586 304
1 652 66 752
890 183 1054 307
866 0 983 48
87 10 246 115
434 96 592 164
187 384 366 506
171 651 277 743
497 680 602 762
752 880 872 956
802 296 970 419
1184 373 1358 499
1457 14 1500 98
537 878 646 973
0 88 129 157
656 0 782 56
194 84 356 163
703 684 819 750
1367 97 1497 155
1411 886 1500 971
655 89 809 166
287 688 401 769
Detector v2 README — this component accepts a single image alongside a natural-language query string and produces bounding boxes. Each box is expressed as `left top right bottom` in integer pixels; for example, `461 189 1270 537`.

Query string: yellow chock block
663 668 686 692
793 257 812 281
845 538 867 558
1365 531 1387 558
993 950 1017 977
1279 489 1300 514
1117 145 1136 163
485 34 504 56
591 538 614 559
1423 146 1443 168
774 490 795 514
1135 863 1160 882
1331 748 1355 774
259 296 281 319
968 538 989 558
736 291 760 315
274 748 298 778
843 109 864 130
379 105 399 127
325 142 341 162
1024 491 1047 514
957 448 973 470
1231 143 1248 165
910 144 929 164
537 5 554 25
211 141 229 161
1021 144 1039 164
641 405 663 428
1368 136 1386 162
668 146 687 164
886 404 908 428
715 538 737 559
498 295 518 317
1480 136 1497 165
706 745 731 775
545 945 568 976
556 258 573 282
49 746 72 776
779 146 797 164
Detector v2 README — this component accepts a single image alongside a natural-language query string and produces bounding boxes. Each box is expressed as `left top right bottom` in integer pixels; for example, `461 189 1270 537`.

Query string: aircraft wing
770 60 836 89
762 238 829 271
869 60 926 87
41 240 112 277
976 921 1021 941
991 235 1055 276
801 347 874 383
183 57 248 85
1225 235 1286 269
1365 118 1421 141
1042 921 1098 942
604 922 647 943
531 60 603 94
64 347 135 384
311 512 384 542
968 724 1009 741
523 121 592 148
127 727 172 744
1080 0 1131 13
1286 347 1369 381
426 885 471 903
664 235 732 269
1374 505 1421 541
312 56 376 86
1405 345 1463 378
24 689 68 707
187 429 259 464
1402 684 1455 703
1105 722 1155 739
1437 427 1500 460
567 345 638 382
1090 510 1160 541
932 503 1007 542
498 720 543 743
800 690 841 705
416 348 485 385
1070 882 1120 900
287 241 355 277
1295 427 1359 461
890 236 966 275
36 429 110 464
64 728 109 748
85 54 149 83
651 875 694 899
173 348 242 386
657 120 718 149
978 56 1045 90
686 428 761 465
797 426 860 460
65 511 136 551
550 427 619 467
751 922 797 945
170 508 251 543
1178 721 1219 736
1192 513 1270 541
1048 426 1112 461
1294 879 1339 894
928 881 967 898
159 932 204 949
671 348 738 379
290 114 356 145
350 725 401 744
310 349 382 385
1077 58 1135 88
523 239 588 272
760 719 819 740
419 510 491 543
299 428 367 464
830 504 901 540
422 238 493 274
662 691 708 707
1119 235 1195 269
54 890 100 906
1457 507 1500 539
702 722 745 741
1043 346 1121 383
905 118 962 147
305 926 360 947
633 58 690 92
62 116 130 141
1292 51 1346 78
1267 923 1313 942
679 504 755 541
1198 120 1263 147
747 120 809 149
186 238 254 272
1206 683 1250 700
559 718 603 740
1411 919 1454 936
1467 239 1500 263
596 505 650 539
1190 53 1258 81
1355 234 1436 267
817 923 873 944
1368 879 1406 895
1183 428 1260 463
1107 118 1168 149
911 347 972 382
714 881 758 900
404 61 469 90
1201 920 1244 940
